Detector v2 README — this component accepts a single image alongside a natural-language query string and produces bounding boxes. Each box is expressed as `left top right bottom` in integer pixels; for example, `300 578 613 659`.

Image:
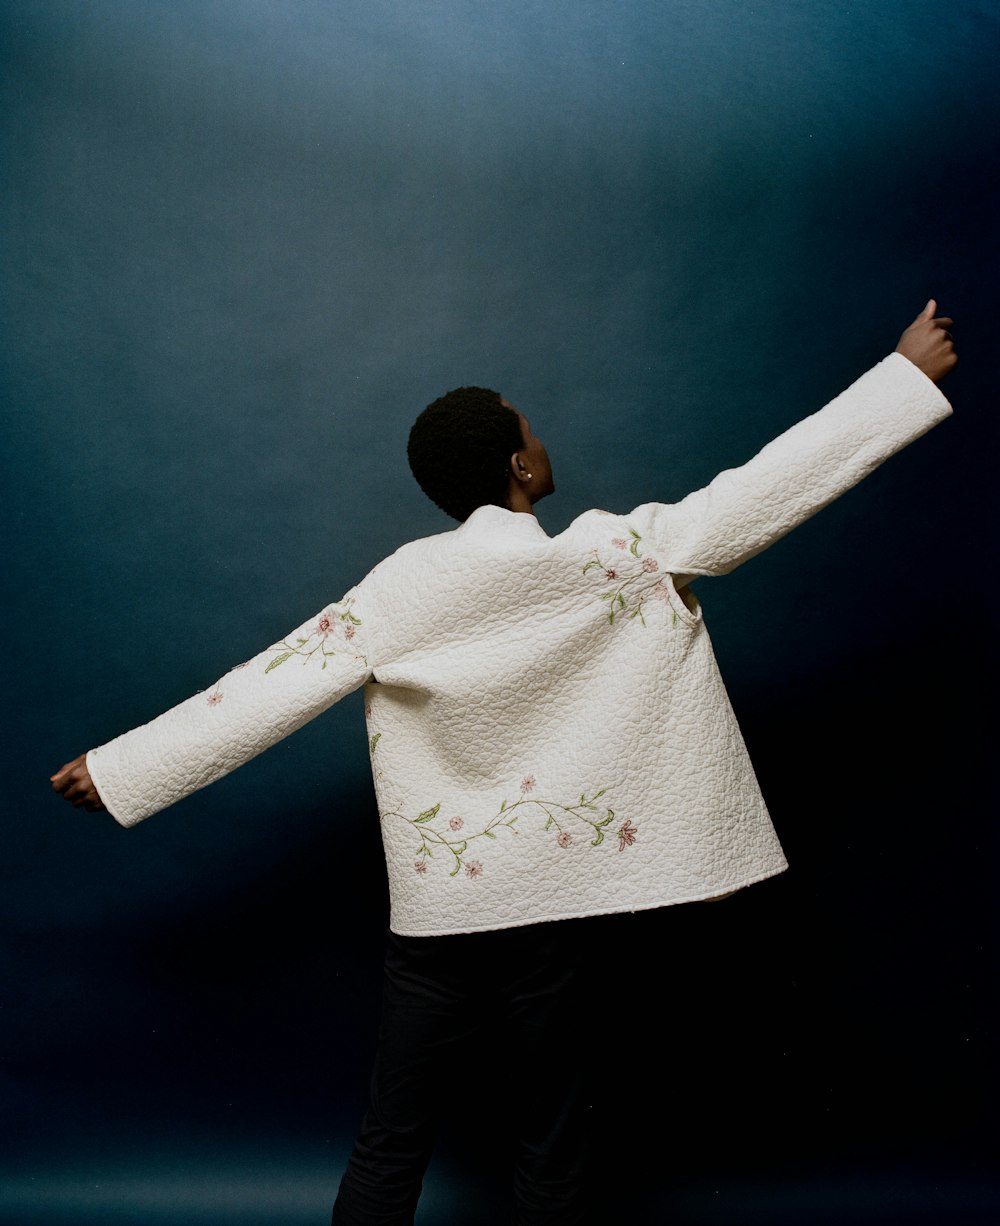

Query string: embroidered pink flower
520 775 536 794
612 537 628 549
557 831 572 849
316 612 335 638
605 568 617 580
364 703 372 718
641 557 659 573
344 624 356 640
449 816 464 831
465 860 484 878
414 861 427 874
617 819 638 852
207 691 223 707
652 581 671 602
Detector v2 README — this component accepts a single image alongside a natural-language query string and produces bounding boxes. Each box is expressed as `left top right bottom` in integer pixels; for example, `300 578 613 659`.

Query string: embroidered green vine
264 601 363 672
582 528 677 627
385 787 638 878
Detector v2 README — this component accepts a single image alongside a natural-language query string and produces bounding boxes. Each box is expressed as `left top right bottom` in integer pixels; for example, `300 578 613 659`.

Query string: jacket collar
460 504 549 540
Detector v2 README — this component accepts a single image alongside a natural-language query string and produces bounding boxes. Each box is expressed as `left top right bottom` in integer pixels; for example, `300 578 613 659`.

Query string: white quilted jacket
88 353 951 935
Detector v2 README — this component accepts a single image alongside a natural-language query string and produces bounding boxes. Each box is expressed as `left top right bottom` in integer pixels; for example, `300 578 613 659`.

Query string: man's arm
633 303 956 582
51 589 372 826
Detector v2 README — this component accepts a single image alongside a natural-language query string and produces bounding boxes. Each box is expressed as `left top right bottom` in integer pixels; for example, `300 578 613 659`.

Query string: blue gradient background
3 1 997 1221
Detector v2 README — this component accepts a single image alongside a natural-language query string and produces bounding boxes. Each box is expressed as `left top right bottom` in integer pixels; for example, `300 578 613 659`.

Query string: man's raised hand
896 299 957 384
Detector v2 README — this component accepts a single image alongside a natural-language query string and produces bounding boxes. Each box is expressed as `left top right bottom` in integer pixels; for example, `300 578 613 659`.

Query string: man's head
407 386 553 521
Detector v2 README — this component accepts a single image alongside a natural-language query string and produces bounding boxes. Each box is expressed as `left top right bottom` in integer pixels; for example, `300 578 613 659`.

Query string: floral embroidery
582 529 670 626
264 598 364 673
207 690 224 707
520 775 536 794
617 819 638 852
387 781 637 878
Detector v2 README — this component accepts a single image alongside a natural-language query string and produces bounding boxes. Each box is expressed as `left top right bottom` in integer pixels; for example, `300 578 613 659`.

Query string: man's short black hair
407 386 523 522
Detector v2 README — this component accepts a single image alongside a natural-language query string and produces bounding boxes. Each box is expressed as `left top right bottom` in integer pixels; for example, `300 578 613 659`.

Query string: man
52 302 956 1224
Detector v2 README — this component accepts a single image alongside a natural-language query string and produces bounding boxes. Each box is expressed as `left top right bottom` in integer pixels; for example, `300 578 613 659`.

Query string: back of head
407 386 523 521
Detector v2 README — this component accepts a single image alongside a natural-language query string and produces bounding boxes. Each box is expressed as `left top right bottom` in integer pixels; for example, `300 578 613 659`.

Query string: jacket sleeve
86 587 372 827
630 352 952 582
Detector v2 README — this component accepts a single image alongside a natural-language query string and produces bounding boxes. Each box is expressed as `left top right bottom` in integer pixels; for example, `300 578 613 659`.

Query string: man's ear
510 450 531 484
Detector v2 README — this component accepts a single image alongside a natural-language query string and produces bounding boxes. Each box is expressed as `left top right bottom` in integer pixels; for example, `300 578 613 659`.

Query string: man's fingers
51 767 82 794
64 774 90 801
51 753 87 790
921 298 936 320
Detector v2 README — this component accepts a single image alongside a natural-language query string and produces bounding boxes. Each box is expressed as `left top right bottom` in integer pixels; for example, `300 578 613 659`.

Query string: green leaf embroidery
265 651 293 673
369 732 381 754
401 786 635 875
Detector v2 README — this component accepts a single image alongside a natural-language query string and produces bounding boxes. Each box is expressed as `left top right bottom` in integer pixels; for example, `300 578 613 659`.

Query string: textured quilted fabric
87 353 951 935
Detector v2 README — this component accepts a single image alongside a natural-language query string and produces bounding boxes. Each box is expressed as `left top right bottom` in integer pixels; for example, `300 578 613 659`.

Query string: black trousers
331 918 600 1226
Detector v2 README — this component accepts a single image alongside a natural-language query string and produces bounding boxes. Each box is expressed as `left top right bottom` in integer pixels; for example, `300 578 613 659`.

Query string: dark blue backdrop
3 1 997 1222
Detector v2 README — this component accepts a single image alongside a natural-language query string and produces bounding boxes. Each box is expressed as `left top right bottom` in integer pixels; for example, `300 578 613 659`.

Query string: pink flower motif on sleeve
617 819 638 852
612 537 628 549
557 832 572 849
414 861 428 874
464 860 484 878
265 596 364 673
448 816 464 831
520 775 536 794
641 557 659 573
207 691 223 707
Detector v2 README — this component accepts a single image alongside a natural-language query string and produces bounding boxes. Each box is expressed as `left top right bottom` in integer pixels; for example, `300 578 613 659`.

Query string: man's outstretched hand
896 300 957 384
51 753 106 812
